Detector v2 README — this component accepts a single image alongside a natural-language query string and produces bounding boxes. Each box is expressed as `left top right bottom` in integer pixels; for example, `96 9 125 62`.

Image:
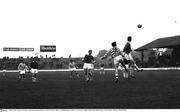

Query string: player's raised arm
91 56 95 64
18 63 21 71
91 60 95 64
82 55 87 62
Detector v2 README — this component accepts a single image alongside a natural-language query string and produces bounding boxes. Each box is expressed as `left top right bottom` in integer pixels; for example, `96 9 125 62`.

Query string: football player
18 60 27 81
99 63 105 75
30 58 39 83
83 50 95 82
123 36 143 78
69 59 79 78
101 41 127 83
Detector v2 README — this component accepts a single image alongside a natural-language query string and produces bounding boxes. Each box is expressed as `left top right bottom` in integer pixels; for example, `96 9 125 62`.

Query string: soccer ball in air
137 24 142 28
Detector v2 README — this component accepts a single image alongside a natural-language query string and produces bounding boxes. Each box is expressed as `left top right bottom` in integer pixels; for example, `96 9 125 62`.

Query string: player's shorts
69 67 76 71
91 64 94 69
83 63 94 69
31 69 38 74
19 70 26 74
114 55 123 65
2 69 6 72
118 63 125 70
124 53 133 61
100 67 104 71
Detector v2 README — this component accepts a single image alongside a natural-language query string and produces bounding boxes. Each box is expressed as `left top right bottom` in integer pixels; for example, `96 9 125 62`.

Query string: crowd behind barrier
0 53 179 70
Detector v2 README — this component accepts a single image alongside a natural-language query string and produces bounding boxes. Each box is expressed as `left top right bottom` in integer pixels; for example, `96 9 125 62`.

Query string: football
137 24 142 28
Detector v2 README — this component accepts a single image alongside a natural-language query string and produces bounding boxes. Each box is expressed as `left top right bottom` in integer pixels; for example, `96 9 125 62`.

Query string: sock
115 73 118 79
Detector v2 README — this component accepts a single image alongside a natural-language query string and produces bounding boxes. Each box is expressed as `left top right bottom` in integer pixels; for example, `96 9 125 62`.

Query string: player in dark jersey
123 36 143 78
83 50 95 82
30 59 39 82
18 60 27 81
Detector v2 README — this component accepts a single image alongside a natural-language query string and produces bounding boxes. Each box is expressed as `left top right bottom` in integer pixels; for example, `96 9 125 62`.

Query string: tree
96 49 107 57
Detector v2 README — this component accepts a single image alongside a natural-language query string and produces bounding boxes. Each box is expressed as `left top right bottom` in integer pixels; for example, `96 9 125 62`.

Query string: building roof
135 35 180 51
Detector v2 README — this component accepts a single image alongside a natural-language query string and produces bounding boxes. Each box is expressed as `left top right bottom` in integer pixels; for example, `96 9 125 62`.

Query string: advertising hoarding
40 45 56 52
3 47 34 51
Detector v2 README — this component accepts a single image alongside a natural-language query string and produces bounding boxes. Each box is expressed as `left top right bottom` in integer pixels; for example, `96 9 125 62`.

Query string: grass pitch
0 70 180 109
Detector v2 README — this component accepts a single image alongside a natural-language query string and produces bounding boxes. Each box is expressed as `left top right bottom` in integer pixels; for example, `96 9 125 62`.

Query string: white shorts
83 63 94 69
92 64 94 69
124 53 133 61
114 55 123 65
19 70 26 74
2 69 6 72
118 63 125 70
31 69 38 74
69 67 76 71
100 67 104 70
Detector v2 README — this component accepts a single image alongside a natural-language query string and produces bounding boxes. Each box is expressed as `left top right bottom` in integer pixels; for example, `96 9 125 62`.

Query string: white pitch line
0 67 180 73
142 67 180 70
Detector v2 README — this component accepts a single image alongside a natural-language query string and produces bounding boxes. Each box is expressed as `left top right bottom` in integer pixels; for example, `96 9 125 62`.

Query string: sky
0 0 180 58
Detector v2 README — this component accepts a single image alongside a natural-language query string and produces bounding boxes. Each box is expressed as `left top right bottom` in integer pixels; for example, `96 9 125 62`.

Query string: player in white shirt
101 41 127 83
18 60 27 81
99 63 105 75
69 60 79 78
